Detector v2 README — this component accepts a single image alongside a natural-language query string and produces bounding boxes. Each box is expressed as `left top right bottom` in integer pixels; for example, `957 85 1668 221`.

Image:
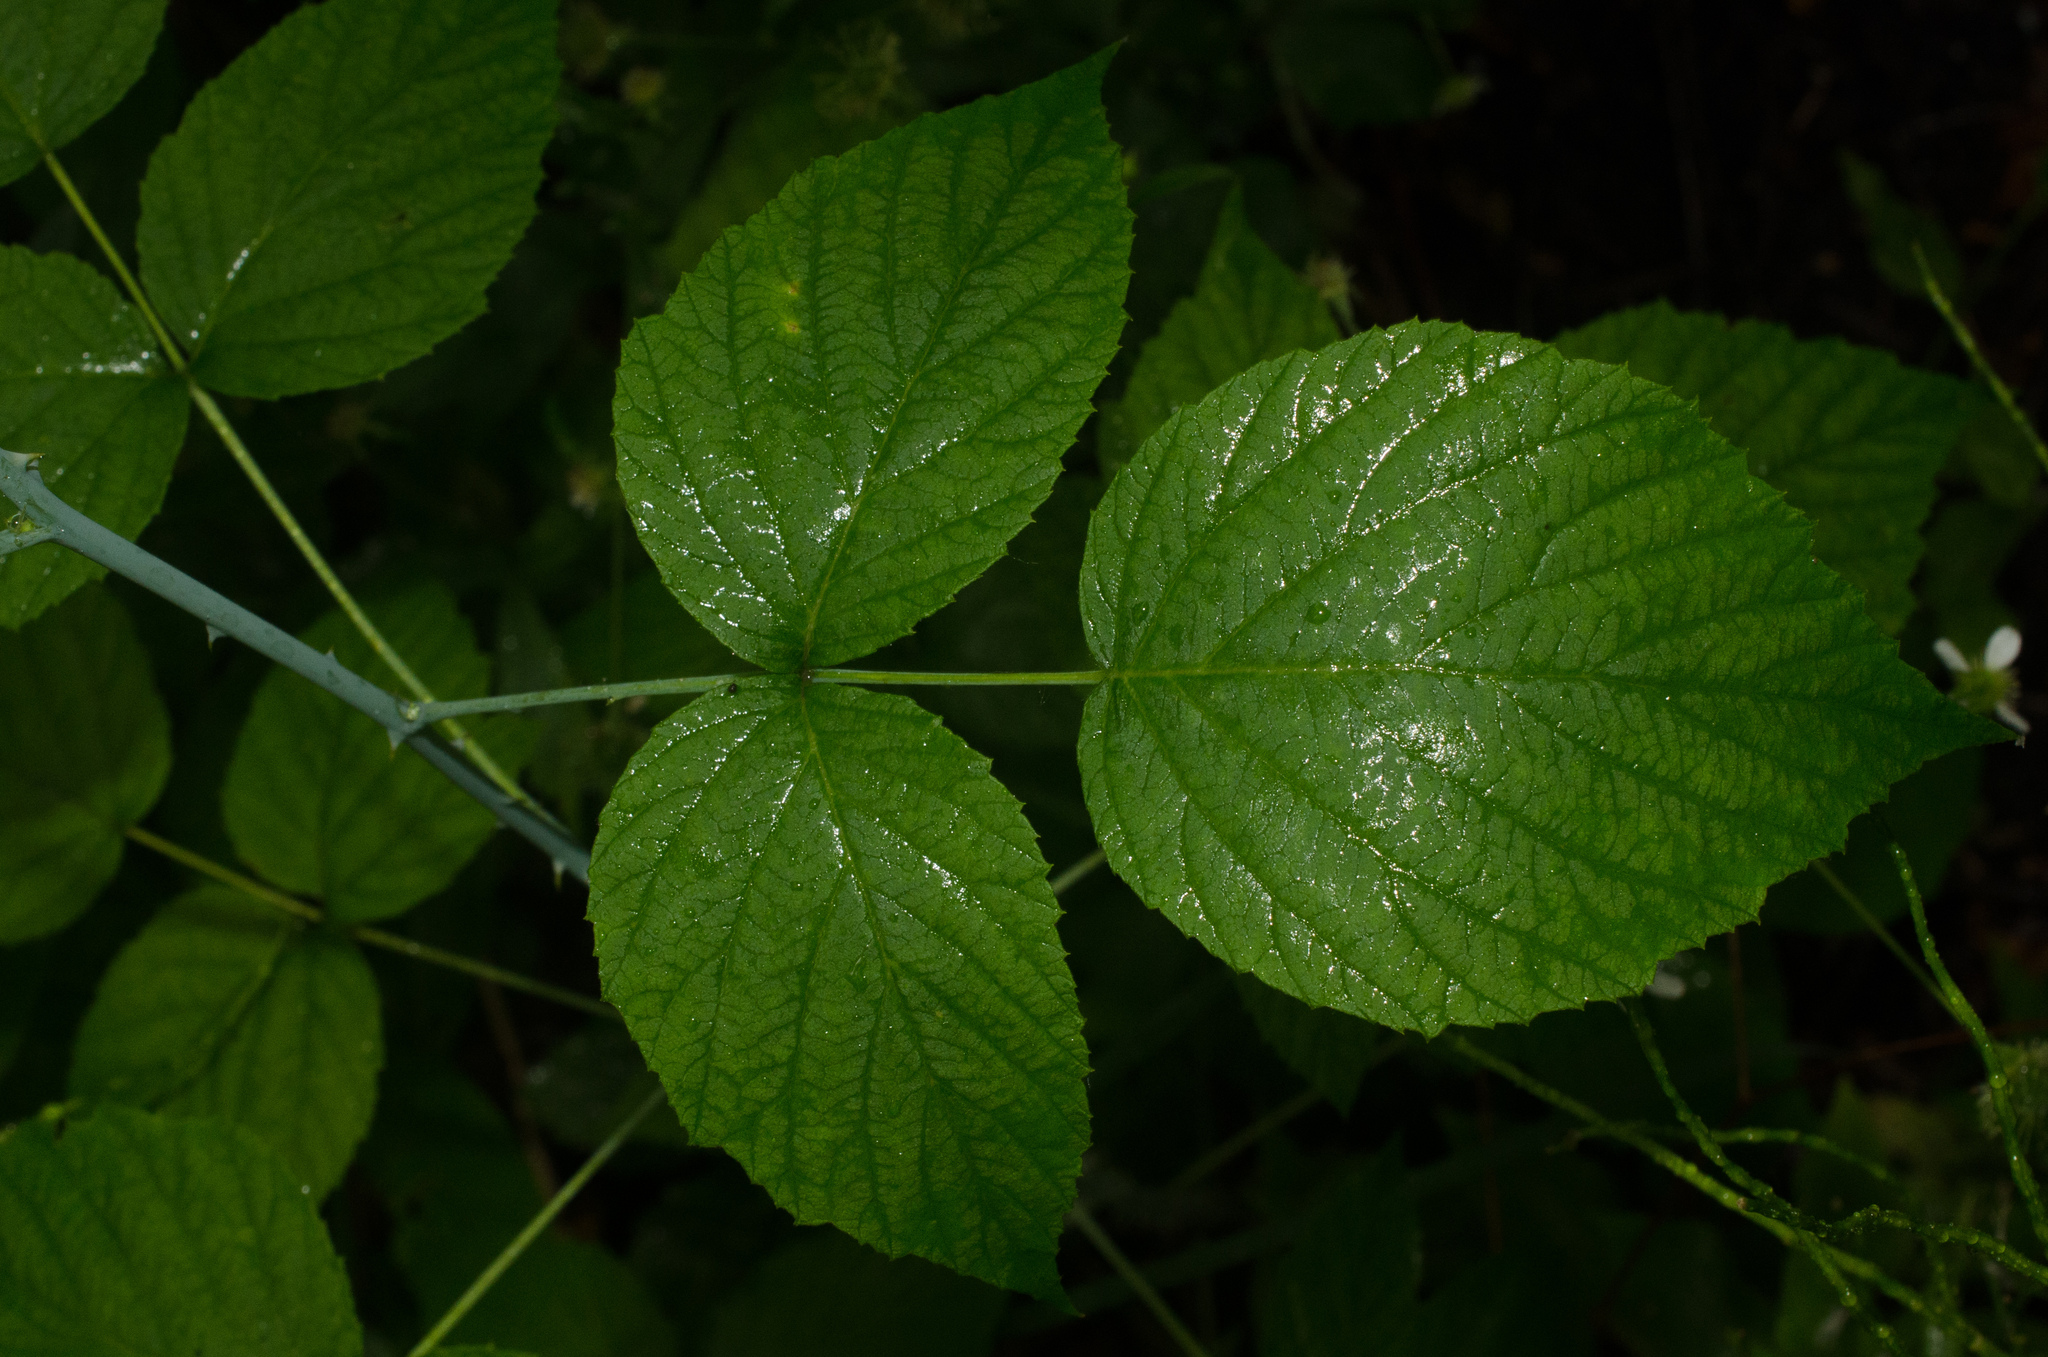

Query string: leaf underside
590 679 1089 1300
69 887 383 1197
0 245 189 629
614 50 1132 670
222 582 506 924
1081 320 1994 1034
0 586 170 943
1554 299 1974 633
0 0 166 185
135 0 559 397
0 1105 362 1356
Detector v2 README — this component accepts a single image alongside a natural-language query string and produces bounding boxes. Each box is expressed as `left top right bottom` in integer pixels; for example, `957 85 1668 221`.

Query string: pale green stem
39 148 548 826
123 826 615 1019
410 1086 666 1356
1892 839 2048 1256
1048 849 1107 898
1811 860 1946 1006
1447 1036 1984 1355
407 669 1110 726
1623 1002 1904 1356
183 384 549 822
1915 241 2048 477
41 152 187 373
1069 1202 1214 1357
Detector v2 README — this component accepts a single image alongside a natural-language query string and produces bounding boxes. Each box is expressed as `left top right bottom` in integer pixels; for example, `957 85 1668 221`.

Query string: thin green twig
39 148 551 827
1069 1202 1214 1357
1048 849 1107 898
1812 860 1946 1006
1915 241 2048 477
1170 1086 1325 1190
1836 1207 2048 1290
1892 838 2048 1256
1624 1001 1905 1356
122 826 613 1020
409 1086 666 1356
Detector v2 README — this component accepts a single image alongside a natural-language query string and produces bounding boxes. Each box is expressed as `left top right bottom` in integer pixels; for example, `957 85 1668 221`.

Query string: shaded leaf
1236 974 1385 1114
0 245 189 628
1764 747 1981 934
135 0 559 397
0 1105 361 1355
1256 1144 1418 1356
364 1059 675 1357
222 581 511 923
1838 151 1963 302
1081 320 1994 1033
0 586 170 942
1553 300 1973 632
0 0 167 186
1100 186 1338 478
705 1226 1003 1357
525 1020 689 1151
69 887 383 1196
590 680 1088 1299
615 51 1131 670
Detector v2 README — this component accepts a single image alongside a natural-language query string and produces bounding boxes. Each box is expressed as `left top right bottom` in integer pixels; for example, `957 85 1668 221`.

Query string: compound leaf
590 680 1088 1299
1554 299 1973 632
0 1104 361 1356
0 245 189 628
0 0 167 186
222 581 509 923
136 0 559 398
1081 320 1995 1034
0 586 170 943
615 51 1131 671
69 887 383 1197
1100 187 1338 478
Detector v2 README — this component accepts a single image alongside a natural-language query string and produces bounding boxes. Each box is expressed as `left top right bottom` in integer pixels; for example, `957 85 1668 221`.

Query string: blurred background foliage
3 0 2046 1353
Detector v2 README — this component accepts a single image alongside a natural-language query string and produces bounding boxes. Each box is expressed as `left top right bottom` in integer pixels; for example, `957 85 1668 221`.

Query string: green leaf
1256 1145 1418 1356
1081 320 1995 1034
0 245 190 629
0 0 167 186
705 1227 1004 1357
0 1104 362 1355
1235 975 1385 1114
590 680 1089 1298
1838 151 1964 302
1273 6 1467 129
0 586 170 943
222 581 507 923
525 1020 690 1151
1101 187 1339 478
614 51 1132 671
135 0 559 398
69 887 383 1196
1553 299 1973 632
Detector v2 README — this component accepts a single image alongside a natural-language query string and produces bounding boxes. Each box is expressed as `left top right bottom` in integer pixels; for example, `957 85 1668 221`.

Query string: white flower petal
1986 625 2022 672
1934 637 1970 673
1996 701 2032 743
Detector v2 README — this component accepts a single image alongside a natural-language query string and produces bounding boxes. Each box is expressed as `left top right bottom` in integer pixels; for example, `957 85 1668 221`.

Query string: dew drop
1308 602 1331 624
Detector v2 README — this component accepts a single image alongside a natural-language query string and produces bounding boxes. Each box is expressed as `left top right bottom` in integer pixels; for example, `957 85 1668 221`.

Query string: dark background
3 2 2044 1353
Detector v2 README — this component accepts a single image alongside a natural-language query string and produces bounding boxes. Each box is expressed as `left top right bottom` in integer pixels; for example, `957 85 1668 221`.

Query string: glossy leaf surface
0 0 166 185
0 1105 361 1355
1081 321 1993 1033
69 887 383 1196
1554 300 1973 632
1102 188 1337 477
615 52 1131 670
135 0 558 397
0 245 189 628
222 582 509 923
590 680 1088 1298
0 586 170 943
